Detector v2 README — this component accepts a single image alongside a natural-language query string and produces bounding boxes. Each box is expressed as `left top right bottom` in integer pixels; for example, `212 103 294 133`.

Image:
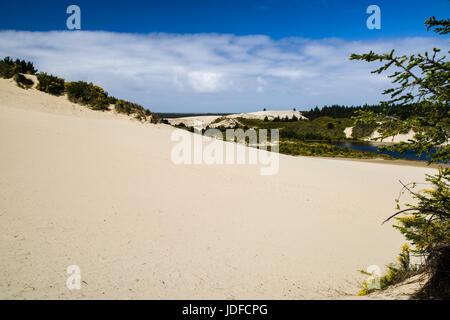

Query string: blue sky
0 0 449 112
1 0 449 39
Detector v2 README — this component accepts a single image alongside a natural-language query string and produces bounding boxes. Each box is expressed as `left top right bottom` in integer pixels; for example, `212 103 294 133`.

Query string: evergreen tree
351 16 449 298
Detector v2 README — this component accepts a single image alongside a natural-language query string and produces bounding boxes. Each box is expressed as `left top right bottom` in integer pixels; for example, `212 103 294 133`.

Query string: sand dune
167 115 221 128
0 78 436 299
167 110 307 128
228 110 307 120
344 126 416 143
366 128 416 143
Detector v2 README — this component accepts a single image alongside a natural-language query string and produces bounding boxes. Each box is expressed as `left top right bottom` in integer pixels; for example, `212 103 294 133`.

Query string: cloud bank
0 31 447 112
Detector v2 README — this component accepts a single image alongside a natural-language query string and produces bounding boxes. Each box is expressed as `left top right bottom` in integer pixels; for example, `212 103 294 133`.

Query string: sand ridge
0 78 436 299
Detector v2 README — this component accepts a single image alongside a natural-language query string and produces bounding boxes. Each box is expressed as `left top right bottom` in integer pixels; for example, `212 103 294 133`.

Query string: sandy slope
167 110 307 128
228 110 307 120
366 128 416 143
0 78 436 299
167 115 221 128
344 126 416 143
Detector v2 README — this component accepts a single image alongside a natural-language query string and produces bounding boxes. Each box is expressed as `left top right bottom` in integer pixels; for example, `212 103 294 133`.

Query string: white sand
343 126 415 143
366 128 416 143
167 115 221 128
362 274 429 300
167 110 307 128
344 127 353 139
0 78 436 299
228 110 307 121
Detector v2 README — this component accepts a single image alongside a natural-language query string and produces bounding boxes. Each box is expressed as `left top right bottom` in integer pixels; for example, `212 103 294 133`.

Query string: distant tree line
302 104 433 120
265 115 301 122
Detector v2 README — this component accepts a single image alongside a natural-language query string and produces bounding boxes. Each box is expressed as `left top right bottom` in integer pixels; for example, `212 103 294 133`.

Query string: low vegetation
236 116 383 141
386 168 450 299
115 99 159 123
237 117 354 141
1 56 160 123
353 15 449 299
0 56 37 79
173 122 394 160
14 73 34 89
36 72 65 95
65 81 110 111
279 139 392 159
358 245 419 295
351 121 379 139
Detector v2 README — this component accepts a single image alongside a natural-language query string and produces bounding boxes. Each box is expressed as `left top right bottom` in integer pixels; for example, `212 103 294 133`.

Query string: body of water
331 141 434 162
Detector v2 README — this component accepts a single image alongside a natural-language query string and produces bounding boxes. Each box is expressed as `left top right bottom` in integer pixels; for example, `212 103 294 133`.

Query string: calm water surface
331 141 435 161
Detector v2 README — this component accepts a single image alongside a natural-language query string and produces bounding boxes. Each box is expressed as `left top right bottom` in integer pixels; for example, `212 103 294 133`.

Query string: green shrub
392 168 450 255
0 57 37 79
0 61 12 78
1 56 164 124
358 169 450 296
352 121 379 139
150 113 160 124
0 64 19 79
115 99 138 115
65 81 110 111
0 57 16 78
14 73 34 89
13 58 38 74
115 99 157 122
36 72 65 95
108 96 118 105
358 244 419 295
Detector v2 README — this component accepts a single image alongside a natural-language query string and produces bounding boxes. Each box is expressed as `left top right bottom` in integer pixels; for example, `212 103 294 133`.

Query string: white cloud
187 71 225 93
0 30 447 112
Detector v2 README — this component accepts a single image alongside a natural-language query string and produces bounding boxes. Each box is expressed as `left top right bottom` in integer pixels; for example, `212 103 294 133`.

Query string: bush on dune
0 57 38 79
358 245 419 296
150 112 160 124
13 58 38 75
0 58 21 79
108 96 118 105
65 81 110 111
0 61 16 79
1 56 161 124
14 73 34 89
36 72 65 95
115 99 158 123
